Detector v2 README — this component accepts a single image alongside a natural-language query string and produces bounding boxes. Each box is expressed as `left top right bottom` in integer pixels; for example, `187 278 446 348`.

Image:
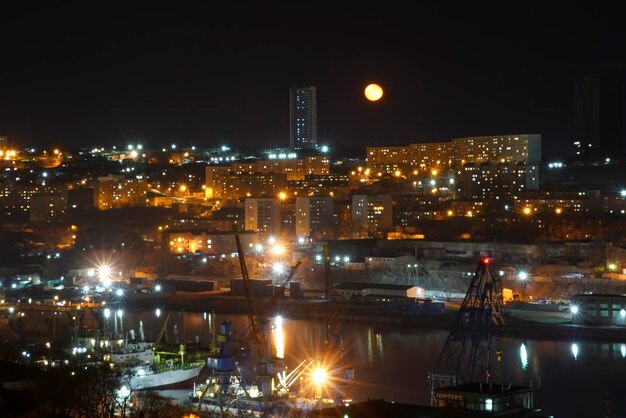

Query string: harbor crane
428 257 505 405
233 224 269 364
232 225 289 414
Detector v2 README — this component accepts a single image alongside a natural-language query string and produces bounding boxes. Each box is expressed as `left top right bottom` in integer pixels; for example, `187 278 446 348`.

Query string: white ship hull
129 364 204 390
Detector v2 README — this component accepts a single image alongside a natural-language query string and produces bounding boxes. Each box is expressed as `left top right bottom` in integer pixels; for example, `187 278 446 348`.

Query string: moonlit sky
1 2 624 157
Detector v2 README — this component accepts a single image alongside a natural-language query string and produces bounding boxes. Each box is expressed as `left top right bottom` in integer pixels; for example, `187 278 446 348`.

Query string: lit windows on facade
94 175 147 209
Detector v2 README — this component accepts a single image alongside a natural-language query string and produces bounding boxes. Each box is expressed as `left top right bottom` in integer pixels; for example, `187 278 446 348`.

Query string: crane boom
233 224 268 361
154 313 170 351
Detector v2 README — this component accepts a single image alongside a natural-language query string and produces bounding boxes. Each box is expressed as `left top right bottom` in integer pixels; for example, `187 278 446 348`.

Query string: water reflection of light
274 315 284 359
571 343 579 360
621 344 626 358
367 329 374 364
520 343 528 370
376 332 383 357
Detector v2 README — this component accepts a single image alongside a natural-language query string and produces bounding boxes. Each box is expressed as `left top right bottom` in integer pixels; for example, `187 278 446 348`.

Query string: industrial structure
190 228 353 416
428 258 541 415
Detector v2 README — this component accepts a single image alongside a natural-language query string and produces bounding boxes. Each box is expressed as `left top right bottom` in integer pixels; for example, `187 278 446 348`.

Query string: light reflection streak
520 342 528 370
621 344 626 358
274 315 284 359
367 328 374 365
571 343 579 360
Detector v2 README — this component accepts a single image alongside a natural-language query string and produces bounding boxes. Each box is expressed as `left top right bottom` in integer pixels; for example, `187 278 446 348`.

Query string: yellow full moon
364 83 384 101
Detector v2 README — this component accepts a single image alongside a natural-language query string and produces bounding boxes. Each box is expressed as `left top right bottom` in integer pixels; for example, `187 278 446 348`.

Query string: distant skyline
1 2 624 158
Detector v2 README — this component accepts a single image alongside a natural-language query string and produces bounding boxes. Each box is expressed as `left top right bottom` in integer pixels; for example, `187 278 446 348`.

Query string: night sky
1 2 624 157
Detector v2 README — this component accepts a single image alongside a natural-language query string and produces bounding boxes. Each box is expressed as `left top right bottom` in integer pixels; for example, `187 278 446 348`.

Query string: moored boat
123 361 205 390
110 339 205 391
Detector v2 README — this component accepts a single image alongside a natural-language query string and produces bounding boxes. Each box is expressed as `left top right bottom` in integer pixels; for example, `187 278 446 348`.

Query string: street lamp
98 264 112 288
272 263 285 286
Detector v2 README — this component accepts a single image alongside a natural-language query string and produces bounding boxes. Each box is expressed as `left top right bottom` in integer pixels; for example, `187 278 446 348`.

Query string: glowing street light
311 367 327 386
272 244 286 256
272 263 285 274
98 264 112 287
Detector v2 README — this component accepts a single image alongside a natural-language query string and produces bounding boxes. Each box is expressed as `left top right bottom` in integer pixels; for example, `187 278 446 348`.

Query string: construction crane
428 257 505 405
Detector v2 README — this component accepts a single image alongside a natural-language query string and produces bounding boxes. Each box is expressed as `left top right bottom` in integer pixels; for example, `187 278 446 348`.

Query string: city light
98 264 112 287
272 263 285 274
272 244 285 255
311 367 328 385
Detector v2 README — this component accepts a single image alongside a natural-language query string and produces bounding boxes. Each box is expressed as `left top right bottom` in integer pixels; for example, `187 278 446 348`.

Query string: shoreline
131 291 626 344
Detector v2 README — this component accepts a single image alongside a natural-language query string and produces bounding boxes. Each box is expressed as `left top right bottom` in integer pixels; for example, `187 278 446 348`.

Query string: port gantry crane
233 225 268 365
428 257 505 406
232 225 291 415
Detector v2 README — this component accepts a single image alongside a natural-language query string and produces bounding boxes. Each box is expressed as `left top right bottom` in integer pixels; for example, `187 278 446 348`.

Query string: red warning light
483 258 490 264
